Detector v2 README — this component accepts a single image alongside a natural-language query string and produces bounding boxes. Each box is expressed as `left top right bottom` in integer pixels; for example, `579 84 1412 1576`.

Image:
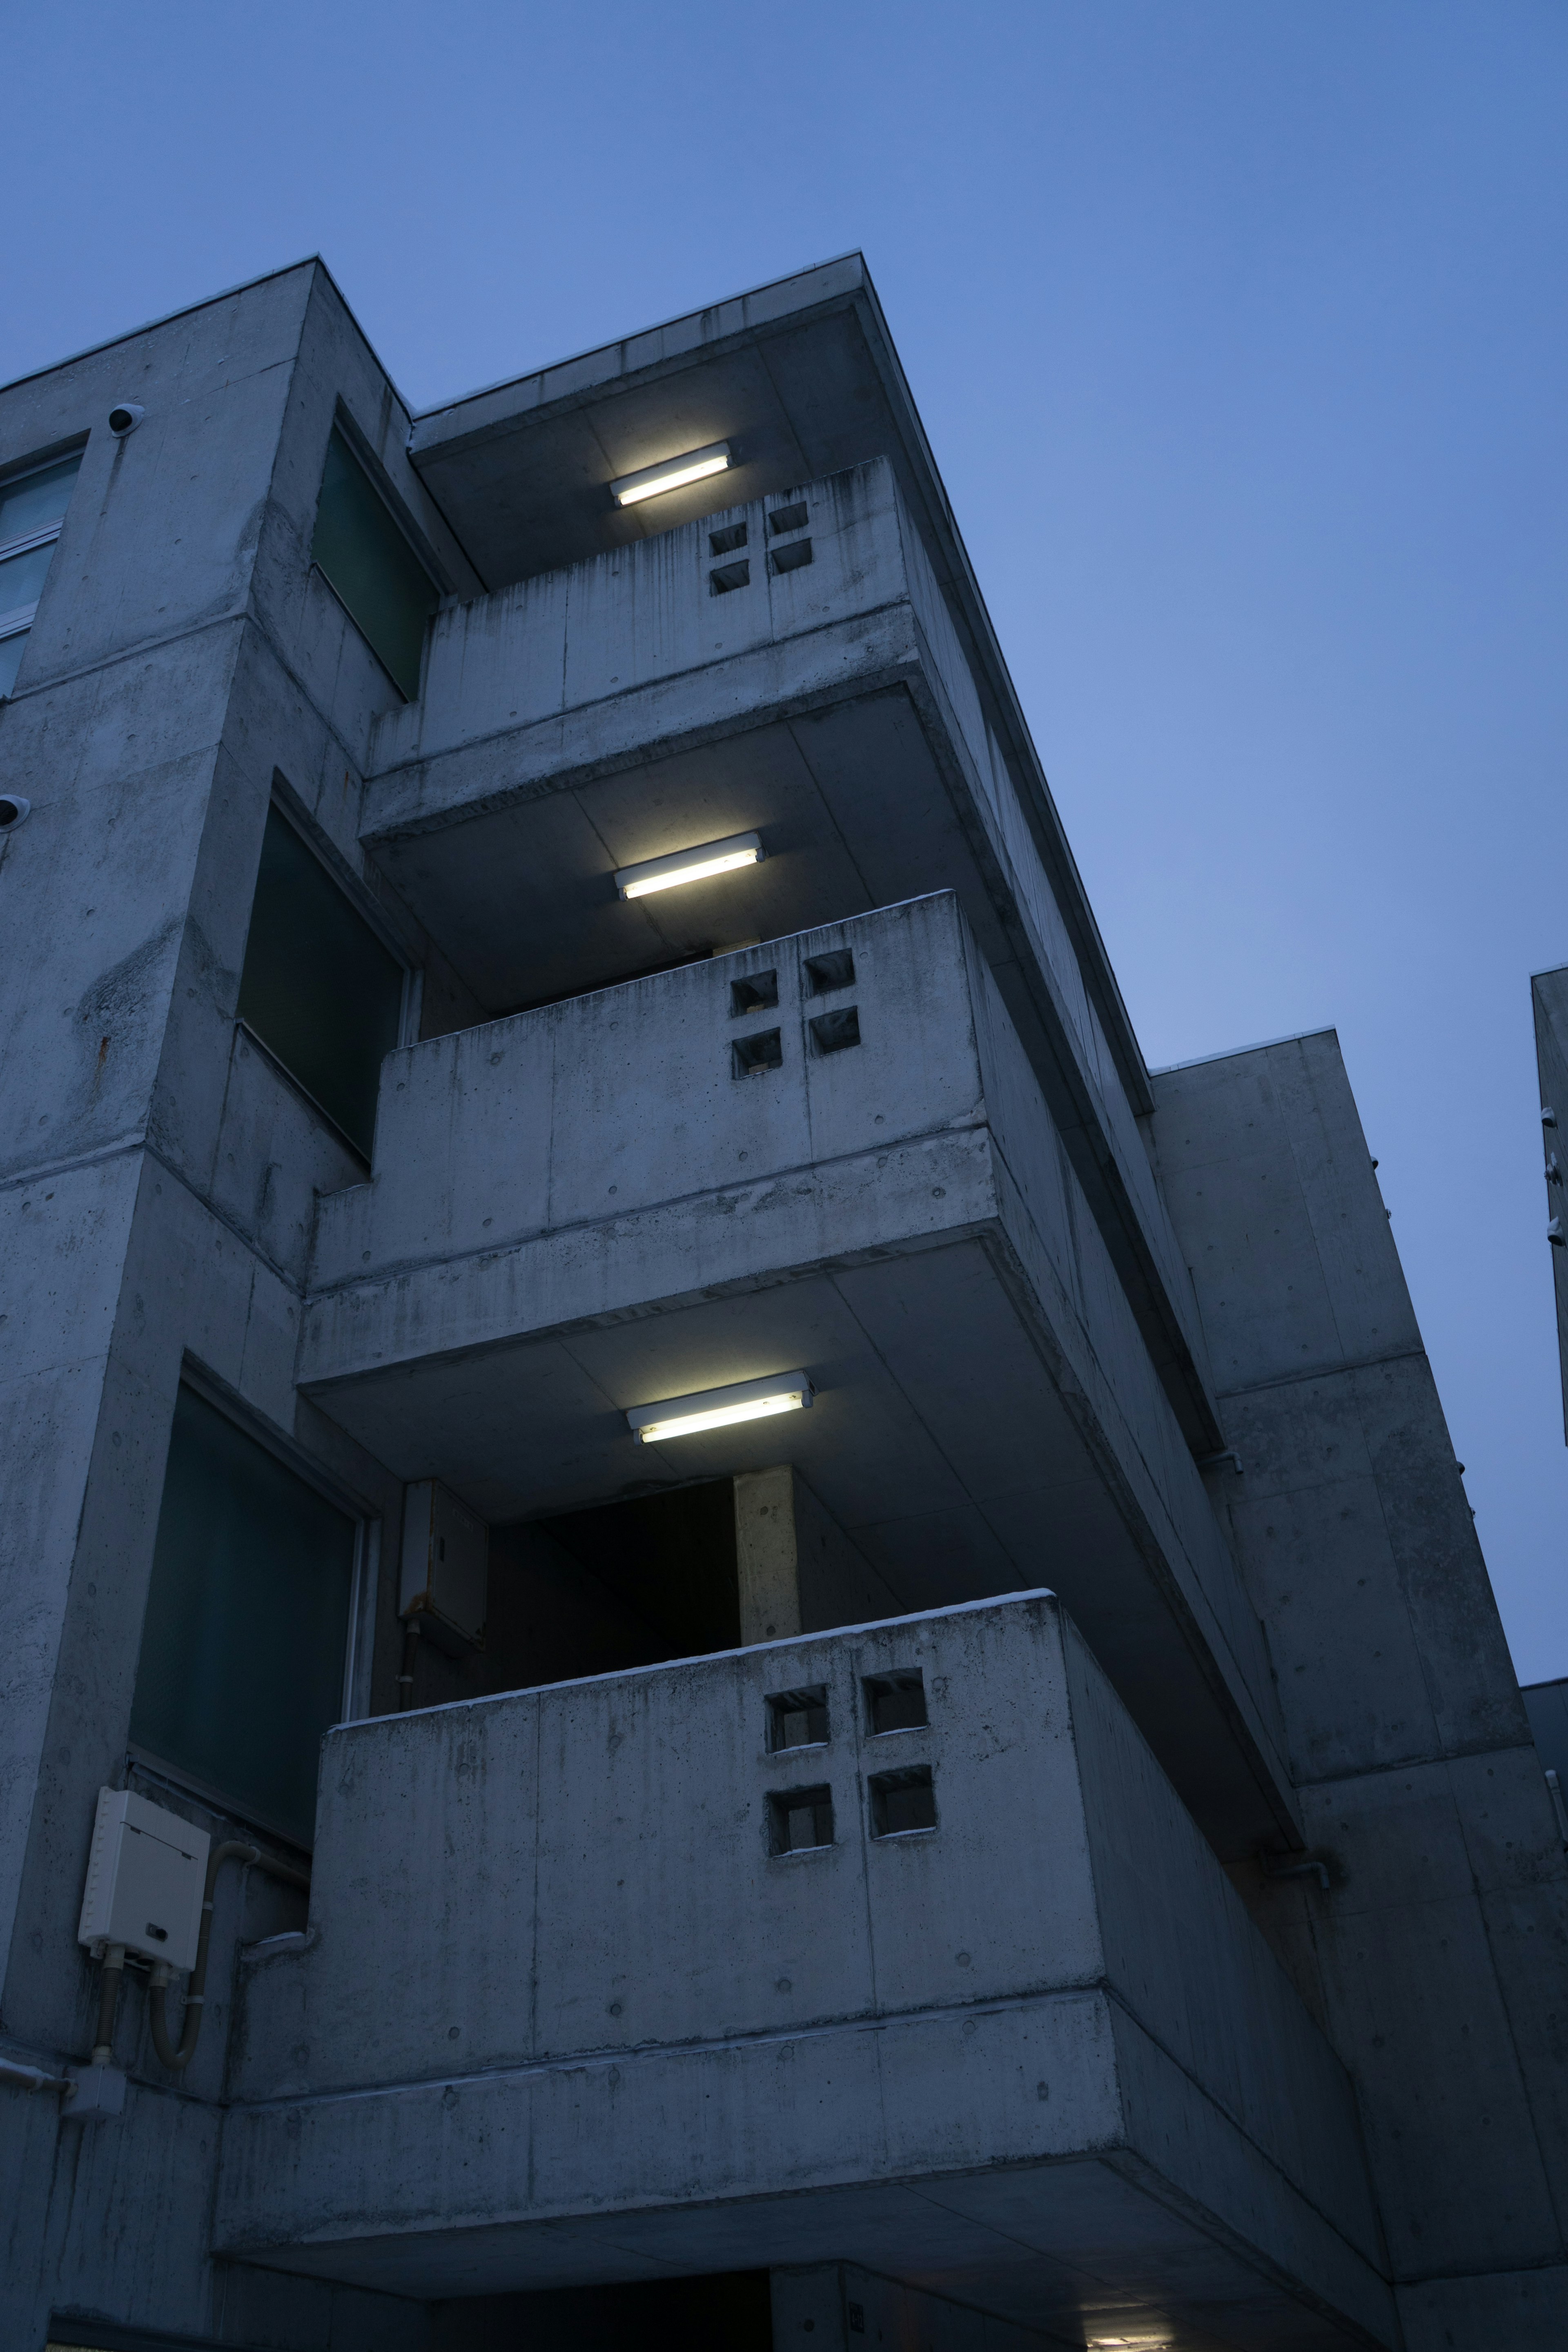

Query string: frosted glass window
130 1385 358 1848
310 426 437 699
236 804 405 1158
0 451 81 697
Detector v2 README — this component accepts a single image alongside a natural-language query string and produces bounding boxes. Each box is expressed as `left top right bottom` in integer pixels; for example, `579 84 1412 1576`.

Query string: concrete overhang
364 459 1221 1453
218 1596 1390 2348
405 255 1153 1133
301 897 1289 1855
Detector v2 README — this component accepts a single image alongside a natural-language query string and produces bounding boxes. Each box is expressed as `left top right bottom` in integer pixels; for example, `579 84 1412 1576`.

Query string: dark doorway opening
431 2270 773 2352
408 1481 741 1711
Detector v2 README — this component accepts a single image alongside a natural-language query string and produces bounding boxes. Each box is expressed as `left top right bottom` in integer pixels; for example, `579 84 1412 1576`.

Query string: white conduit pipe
0 2056 73 2095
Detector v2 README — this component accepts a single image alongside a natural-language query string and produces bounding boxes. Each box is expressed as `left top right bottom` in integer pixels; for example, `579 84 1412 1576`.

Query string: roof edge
408 252 869 430
1149 1026 1340 1077
0 256 349 401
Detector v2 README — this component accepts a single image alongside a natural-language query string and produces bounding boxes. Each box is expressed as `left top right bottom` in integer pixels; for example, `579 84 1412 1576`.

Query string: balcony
217 1592 1392 2349
301 895 1286 1856
361 456 1220 1456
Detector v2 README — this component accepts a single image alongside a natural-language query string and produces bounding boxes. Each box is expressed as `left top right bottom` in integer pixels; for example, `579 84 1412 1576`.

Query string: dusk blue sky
8 4 1566 1676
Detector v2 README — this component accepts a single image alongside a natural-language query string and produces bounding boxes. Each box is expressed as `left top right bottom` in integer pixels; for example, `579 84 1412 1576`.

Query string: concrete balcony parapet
218 1592 1392 2348
302 895 1289 1856
361 457 1222 1458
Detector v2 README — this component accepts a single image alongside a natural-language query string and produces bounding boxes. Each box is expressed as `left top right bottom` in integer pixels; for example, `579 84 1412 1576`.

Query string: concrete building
2 255 1564 2352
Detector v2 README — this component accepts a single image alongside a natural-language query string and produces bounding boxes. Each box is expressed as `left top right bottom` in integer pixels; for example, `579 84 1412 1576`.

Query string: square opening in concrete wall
731 969 778 1016
810 1007 860 1055
768 501 809 535
767 1685 829 1752
804 949 855 993
870 1765 936 1837
710 559 750 595
733 1029 783 1078
709 521 748 555
865 1669 927 1733
769 538 813 576
768 1784 834 1855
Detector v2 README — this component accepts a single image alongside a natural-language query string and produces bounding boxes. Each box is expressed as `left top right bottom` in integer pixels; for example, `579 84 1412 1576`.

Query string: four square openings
769 1785 834 1855
866 1670 927 1734
763 1671 935 1854
768 1684 829 1751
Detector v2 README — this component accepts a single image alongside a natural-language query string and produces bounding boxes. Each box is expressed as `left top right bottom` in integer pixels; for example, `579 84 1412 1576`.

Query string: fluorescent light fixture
627 1373 815 1446
610 441 732 508
615 831 763 901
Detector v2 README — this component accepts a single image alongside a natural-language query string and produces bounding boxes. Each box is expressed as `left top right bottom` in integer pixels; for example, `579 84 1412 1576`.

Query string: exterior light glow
627 1374 815 1446
615 831 763 901
610 441 732 508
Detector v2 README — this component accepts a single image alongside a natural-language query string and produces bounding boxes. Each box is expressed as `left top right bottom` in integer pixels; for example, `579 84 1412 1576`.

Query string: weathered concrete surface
300 893 1291 1856
363 457 1220 1459
1532 962 1568 1444
1151 1029 1568 2345
4 247 1564 2352
219 1594 1390 2347
0 261 465 2352
734 1464 899 1643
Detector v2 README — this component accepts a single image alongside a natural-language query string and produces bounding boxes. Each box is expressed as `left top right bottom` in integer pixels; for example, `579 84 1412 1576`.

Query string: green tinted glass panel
310 427 437 699
130 1385 357 1847
0 453 81 547
0 539 58 622
236 806 404 1157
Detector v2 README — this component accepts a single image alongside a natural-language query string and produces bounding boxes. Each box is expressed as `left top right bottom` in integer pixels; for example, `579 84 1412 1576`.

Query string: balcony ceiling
408 257 933 592
304 1235 1284 1858
372 690 996 1019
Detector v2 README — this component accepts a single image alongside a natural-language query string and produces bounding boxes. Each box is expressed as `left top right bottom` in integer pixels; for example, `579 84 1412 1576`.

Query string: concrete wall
360 457 1219 1457
218 1592 1389 2347
298 891 1290 1855
1151 1028 1568 2347
0 262 455 2352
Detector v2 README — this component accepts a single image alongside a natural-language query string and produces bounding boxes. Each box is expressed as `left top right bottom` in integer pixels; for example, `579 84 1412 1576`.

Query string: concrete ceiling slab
221 2157 1372 2348
372 692 959 1018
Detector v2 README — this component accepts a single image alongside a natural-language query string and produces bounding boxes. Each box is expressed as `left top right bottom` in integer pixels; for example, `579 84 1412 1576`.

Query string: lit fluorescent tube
627 1373 815 1446
610 441 732 508
615 831 763 901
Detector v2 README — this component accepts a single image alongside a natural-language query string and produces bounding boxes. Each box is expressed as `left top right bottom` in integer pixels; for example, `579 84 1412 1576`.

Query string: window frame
233 776 421 1160
125 1355 381 1850
0 441 87 686
308 403 448 701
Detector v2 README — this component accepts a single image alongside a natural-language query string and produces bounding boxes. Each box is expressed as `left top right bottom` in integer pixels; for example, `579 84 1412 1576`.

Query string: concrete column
734 1467 903 1645
734 1466 804 1644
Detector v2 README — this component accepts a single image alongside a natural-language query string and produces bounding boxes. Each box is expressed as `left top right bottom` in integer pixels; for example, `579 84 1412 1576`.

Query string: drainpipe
145 1841 310 2074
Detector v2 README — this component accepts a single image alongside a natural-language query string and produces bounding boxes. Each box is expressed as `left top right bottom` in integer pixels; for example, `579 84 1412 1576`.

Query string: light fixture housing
615 831 762 901
610 441 732 508
627 1373 815 1446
